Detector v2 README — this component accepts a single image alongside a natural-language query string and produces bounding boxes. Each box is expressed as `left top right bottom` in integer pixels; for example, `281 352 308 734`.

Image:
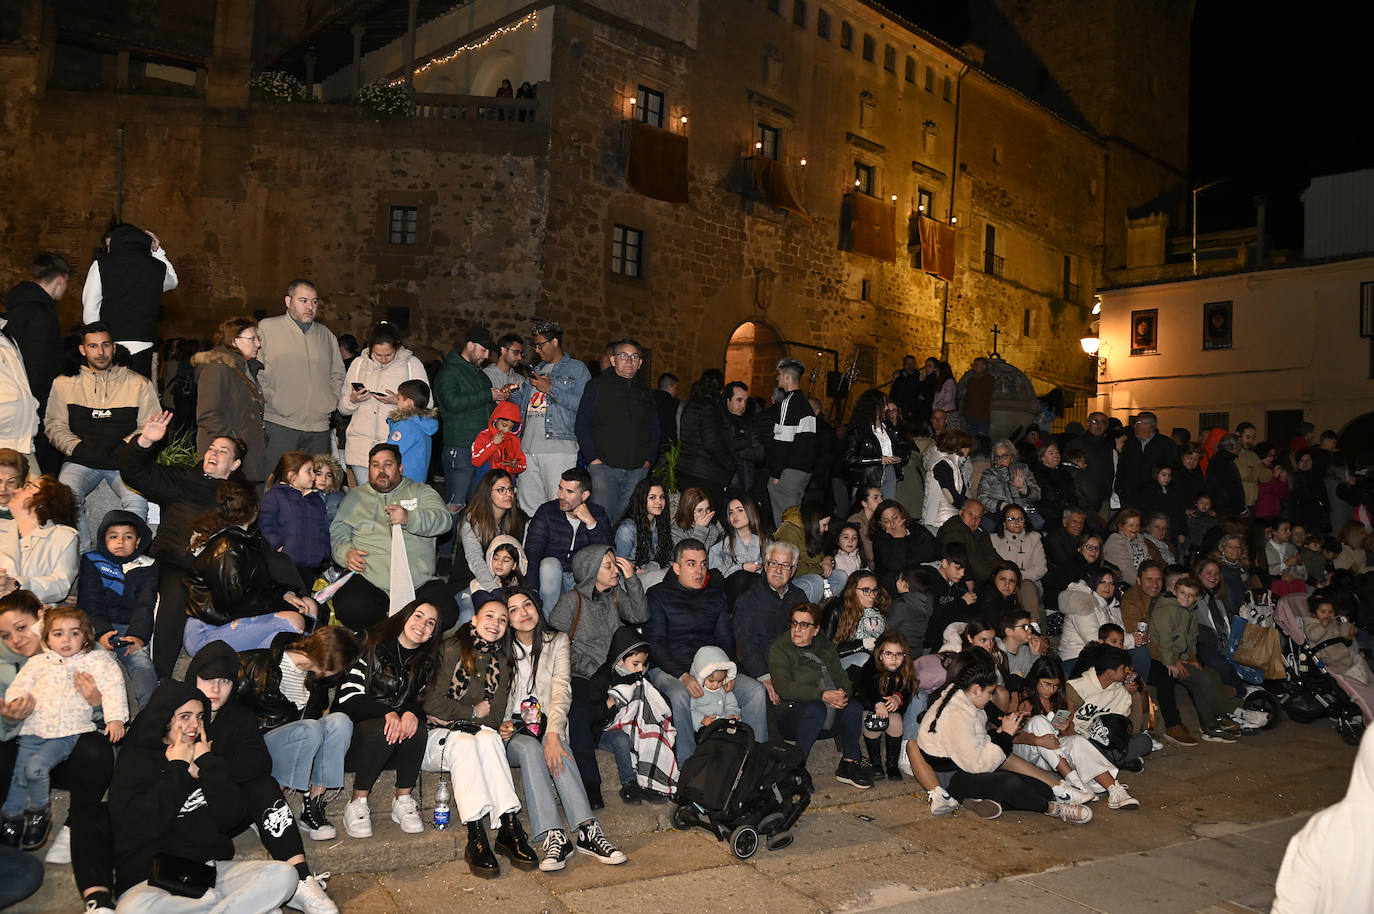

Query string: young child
76 510 159 711
1264 519 1306 595
687 645 740 732
387 379 440 484
1068 623 1126 678
857 631 916 780
470 401 527 478
1186 493 1220 562
466 535 528 607
834 523 864 576
885 564 932 659
312 453 347 523
259 451 330 583
2 608 127 849
1304 595 1372 684
590 627 677 804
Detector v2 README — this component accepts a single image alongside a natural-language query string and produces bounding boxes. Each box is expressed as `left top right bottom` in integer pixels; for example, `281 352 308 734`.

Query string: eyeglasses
856 586 879 595
235 335 259 343
790 620 819 630
1004 515 1025 523
1014 623 1033 631
613 352 643 362
531 339 549 349
1082 544 1102 552
491 485 515 495
766 561 796 570
994 453 1013 463
879 650 907 659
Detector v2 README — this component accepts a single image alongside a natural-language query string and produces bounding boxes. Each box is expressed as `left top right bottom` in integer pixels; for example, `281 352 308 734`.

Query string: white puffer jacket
337 346 430 466
1057 580 1123 662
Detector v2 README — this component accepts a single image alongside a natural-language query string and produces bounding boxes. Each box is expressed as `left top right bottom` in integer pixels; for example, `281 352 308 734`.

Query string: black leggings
152 564 192 679
1148 663 1182 728
566 677 601 789
234 776 306 864
924 750 1053 814
332 575 459 635
344 718 425 792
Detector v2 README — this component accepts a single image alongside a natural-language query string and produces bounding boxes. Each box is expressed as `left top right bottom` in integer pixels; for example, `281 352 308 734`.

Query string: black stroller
672 719 811 859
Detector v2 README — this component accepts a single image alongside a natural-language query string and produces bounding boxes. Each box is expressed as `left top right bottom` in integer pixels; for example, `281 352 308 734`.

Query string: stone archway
725 320 787 401
1340 412 1374 470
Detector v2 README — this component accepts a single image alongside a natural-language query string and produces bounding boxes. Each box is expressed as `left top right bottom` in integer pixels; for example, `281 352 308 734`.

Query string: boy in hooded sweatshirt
387 379 439 484
471 400 527 478
688 645 740 731
76 509 158 710
589 627 677 803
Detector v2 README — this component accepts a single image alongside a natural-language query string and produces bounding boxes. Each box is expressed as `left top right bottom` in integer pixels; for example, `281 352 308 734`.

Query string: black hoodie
77 509 158 640
109 680 244 894
588 626 650 730
2 279 63 403
184 640 273 784
93 223 168 345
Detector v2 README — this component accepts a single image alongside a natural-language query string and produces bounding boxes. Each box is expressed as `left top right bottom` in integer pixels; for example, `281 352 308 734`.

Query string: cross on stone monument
990 324 1001 357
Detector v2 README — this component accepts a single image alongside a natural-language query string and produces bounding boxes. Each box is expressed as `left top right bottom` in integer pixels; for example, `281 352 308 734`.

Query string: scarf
607 676 679 796
1127 533 1148 570
447 624 502 704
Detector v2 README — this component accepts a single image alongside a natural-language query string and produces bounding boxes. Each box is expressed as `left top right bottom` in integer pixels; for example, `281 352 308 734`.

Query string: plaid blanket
607 677 679 796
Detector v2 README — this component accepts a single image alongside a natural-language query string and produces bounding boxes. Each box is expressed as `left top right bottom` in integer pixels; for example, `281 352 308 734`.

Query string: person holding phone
338 323 428 488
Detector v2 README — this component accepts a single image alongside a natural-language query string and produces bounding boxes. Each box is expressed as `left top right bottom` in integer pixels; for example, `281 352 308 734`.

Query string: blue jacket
258 484 330 569
508 353 590 443
523 500 613 575
731 576 807 681
644 571 734 679
77 510 158 641
387 407 439 484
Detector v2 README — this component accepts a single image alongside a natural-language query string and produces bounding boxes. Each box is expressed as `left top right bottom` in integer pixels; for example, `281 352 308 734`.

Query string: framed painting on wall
1202 300 1233 350
1130 309 1158 355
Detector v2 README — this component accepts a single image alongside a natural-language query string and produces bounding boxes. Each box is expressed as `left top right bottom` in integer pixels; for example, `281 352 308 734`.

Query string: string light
389 11 539 87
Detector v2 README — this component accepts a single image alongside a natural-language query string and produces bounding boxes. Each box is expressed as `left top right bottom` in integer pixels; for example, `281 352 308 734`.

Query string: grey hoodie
548 544 648 678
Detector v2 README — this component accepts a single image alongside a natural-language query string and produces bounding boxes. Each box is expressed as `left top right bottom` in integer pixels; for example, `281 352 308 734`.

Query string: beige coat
257 315 346 432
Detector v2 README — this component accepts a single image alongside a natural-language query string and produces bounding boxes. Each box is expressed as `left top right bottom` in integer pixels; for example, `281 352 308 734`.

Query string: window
917 186 934 215
756 122 781 160
634 85 664 127
862 33 875 62
924 66 935 92
883 45 896 72
860 278 872 301
1362 281 1374 337
817 8 830 39
983 224 1003 276
840 20 853 50
793 0 806 26
1023 308 1034 337
1199 412 1230 436
387 205 418 245
1062 255 1078 302
611 225 644 278
904 56 916 83
853 161 874 196
992 143 1002 164
943 75 952 101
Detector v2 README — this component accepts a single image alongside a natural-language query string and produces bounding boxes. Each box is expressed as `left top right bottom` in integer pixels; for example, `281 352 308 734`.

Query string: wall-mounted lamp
799 157 807 166
1092 295 1102 315
950 216 958 225
755 141 763 150
680 115 688 124
891 194 898 203
1080 336 1109 378
917 203 926 212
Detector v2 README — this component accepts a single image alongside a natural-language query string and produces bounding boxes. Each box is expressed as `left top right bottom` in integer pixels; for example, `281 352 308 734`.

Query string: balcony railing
984 253 1004 277
409 94 539 123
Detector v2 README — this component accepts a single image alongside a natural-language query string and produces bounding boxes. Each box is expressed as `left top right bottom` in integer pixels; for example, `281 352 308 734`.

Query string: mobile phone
352 382 366 391
1052 709 1070 724
1029 621 1042 635
1136 621 1148 634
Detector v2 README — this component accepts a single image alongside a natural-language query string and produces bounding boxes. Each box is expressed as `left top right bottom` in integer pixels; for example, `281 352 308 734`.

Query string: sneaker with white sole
539 828 574 872
45 824 71 864
960 798 1003 819
298 793 336 841
929 789 960 818
575 821 627 864
391 795 425 834
1231 707 1269 729
1107 783 1140 810
1047 801 1093 824
1200 727 1238 744
343 798 372 838
1149 737 1165 752
1054 782 1097 805
285 875 338 914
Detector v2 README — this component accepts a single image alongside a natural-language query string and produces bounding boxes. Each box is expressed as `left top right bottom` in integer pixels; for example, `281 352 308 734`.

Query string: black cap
465 324 496 352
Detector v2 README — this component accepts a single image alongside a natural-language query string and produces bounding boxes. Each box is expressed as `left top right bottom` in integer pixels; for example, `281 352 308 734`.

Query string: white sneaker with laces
1149 737 1165 752
45 824 71 864
1047 801 1093 824
391 795 425 834
929 789 960 818
1054 781 1097 805
343 798 372 838
285 875 338 914
1107 783 1140 810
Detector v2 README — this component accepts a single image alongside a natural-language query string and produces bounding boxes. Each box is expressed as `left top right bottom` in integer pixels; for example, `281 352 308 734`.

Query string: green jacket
434 349 493 447
1150 593 1197 666
329 478 452 592
422 636 511 728
774 506 824 578
768 632 853 703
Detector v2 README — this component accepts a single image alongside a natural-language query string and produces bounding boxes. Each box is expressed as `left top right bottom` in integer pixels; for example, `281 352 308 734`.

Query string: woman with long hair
845 485 884 566
840 389 910 502
671 486 722 551
0 476 78 605
456 469 529 620
338 322 429 487
774 501 848 603
193 316 267 481
922 429 975 533
1102 508 1160 587
708 494 766 578
855 630 917 779
615 477 672 588
822 571 891 669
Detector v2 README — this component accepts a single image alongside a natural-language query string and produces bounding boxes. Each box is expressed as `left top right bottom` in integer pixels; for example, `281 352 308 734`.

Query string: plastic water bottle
433 777 450 830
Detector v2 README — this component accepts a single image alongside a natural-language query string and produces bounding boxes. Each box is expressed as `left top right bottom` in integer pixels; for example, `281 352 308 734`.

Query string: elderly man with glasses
1071 412 1116 519
732 541 809 707
575 338 659 523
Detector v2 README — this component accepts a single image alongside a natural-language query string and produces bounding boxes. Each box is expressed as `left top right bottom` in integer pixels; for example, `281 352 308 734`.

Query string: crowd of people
0 231 1371 912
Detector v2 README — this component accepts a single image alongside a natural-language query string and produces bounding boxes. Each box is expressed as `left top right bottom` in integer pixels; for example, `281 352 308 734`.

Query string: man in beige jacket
1235 422 1272 511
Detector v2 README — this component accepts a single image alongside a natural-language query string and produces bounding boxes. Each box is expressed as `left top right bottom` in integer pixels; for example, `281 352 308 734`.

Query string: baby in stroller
1303 595 1372 685
1275 593 1370 745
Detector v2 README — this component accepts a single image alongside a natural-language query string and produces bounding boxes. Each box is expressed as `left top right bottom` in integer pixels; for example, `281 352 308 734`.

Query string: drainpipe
940 63 969 362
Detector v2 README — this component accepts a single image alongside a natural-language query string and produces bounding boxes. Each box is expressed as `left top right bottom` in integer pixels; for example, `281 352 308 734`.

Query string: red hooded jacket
471 400 527 474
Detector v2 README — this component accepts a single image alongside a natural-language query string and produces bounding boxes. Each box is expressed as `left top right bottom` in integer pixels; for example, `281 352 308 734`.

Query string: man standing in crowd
509 320 589 517
1072 412 1115 519
80 223 178 378
1116 411 1178 507
654 372 681 450
435 323 503 508
575 338 658 524
959 357 995 437
483 333 526 392
3 253 68 473
765 357 815 525
888 355 920 422
1235 422 1271 513
45 322 160 545
257 280 347 476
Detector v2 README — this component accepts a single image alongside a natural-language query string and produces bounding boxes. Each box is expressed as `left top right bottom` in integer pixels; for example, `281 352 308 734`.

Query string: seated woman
1102 508 1161 588
334 600 442 841
768 602 878 789
1042 533 1110 612
615 478 672 590
869 499 936 598
1142 513 1178 567
182 479 320 655
708 494 766 605
845 485 884 567
989 505 1047 619
774 503 849 603
1030 441 1075 526
1011 656 1139 810
855 631 917 780
502 587 625 870
0 475 79 605
235 626 360 842
977 441 1045 531
670 487 722 552
108 680 298 914
976 561 1023 623
457 470 528 625
821 571 890 670
421 599 538 879
1058 570 1125 667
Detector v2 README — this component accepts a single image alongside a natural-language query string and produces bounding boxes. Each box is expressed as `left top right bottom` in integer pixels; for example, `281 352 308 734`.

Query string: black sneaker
1 817 21 848
575 822 626 865
835 758 874 790
538 828 574 872
21 807 51 851
298 794 337 841
618 781 644 805
1119 757 1146 773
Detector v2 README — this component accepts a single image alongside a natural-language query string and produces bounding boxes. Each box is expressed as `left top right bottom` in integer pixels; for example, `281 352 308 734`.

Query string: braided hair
926 649 997 734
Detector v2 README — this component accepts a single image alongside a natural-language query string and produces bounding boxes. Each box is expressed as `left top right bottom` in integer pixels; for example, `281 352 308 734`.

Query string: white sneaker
1054 781 1097 805
929 789 960 818
45 824 71 864
285 875 338 914
1232 707 1269 729
343 798 372 838
1047 801 1093 824
391 795 425 834
1149 737 1165 752
1107 783 1140 810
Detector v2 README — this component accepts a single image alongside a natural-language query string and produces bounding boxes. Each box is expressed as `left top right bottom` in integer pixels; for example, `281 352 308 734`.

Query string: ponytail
927 652 997 734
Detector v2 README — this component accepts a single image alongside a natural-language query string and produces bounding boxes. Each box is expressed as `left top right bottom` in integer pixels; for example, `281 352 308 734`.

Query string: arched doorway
725 321 787 400
1340 412 1374 470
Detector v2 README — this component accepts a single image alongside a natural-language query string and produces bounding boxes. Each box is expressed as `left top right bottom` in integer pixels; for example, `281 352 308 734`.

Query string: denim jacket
509 353 590 443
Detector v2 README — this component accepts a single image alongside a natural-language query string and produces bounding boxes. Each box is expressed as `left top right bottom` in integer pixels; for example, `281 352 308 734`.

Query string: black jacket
732 576 806 680
885 591 932 657
589 626 650 730
185 526 295 626
840 421 911 490
1116 433 1179 505
77 510 158 640
1031 461 1077 522
334 638 432 722
871 524 936 596
677 394 735 484
109 680 243 894
1205 449 1245 518
764 390 815 476
919 567 980 651
117 439 228 570
93 223 167 344
185 640 274 784
855 655 914 712
2 280 63 404
575 371 659 470
725 410 765 490
1070 430 1115 507
644 571 733 678
236 632 332 731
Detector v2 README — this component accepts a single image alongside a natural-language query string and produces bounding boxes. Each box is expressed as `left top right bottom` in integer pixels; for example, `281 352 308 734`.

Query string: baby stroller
1273 593 1370 746
672 719 811 859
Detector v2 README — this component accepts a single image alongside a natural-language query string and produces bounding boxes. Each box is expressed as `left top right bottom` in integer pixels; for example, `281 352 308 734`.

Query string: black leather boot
495 812 538 871
885 735 903 781
465 821 500 878
864 737 886 780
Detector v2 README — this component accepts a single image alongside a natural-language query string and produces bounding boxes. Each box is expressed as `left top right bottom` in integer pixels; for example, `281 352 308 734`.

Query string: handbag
149 853 215 899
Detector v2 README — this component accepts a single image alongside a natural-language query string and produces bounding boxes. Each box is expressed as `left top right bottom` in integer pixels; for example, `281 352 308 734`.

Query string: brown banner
751 157 808 218
625 120 689 203
843 192 896 261
918 215 955 281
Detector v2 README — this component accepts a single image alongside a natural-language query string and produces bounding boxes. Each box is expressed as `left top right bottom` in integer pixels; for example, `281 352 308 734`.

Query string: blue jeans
4 734 79 816
901 690 930 735
598 729 635 784
1128 645 1153 685
444 446 476 508
109 622 157 711
505 732 594 841
776 699 862 760
59 462 148 550
793 569 850 604
184 614 301 655
456 590 477 627
966 416 991 438
651 669 768 763
262 713 353 792
538 557 575 619
588 464 647 529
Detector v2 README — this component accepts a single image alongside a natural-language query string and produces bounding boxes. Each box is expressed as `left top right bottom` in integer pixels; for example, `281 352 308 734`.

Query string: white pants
115 859 297 914
421 727 521 828
1012 715 1117 785
519 450 579 517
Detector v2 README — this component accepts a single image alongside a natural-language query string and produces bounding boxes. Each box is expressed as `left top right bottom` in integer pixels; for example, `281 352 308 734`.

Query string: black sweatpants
566 676 601 789
344 718 425 792
331 575 458 635
152 564 192 679
234 776 307 864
